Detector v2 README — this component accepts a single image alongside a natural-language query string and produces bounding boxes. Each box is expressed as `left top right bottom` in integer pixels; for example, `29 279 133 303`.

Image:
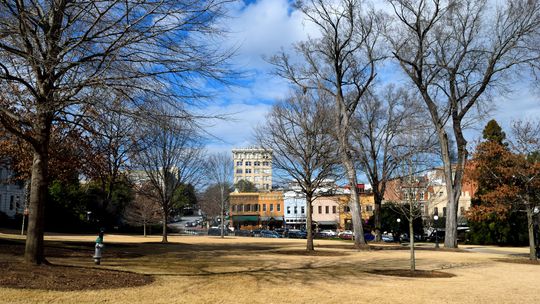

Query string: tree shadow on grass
0 237 463 290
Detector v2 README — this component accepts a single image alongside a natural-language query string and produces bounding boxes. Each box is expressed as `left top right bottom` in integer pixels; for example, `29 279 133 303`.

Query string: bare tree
133 115 205 243
351 85 434 241
510 119 540 260
271 0 385 247
255 90 339 251
83 98 141 224
123 183 162 237
388 145 434 270
0 0 234 264
387 0 540 247
204 152 233 238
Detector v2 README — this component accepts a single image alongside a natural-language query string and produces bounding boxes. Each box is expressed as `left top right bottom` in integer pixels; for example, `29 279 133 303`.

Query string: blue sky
202 0 540 172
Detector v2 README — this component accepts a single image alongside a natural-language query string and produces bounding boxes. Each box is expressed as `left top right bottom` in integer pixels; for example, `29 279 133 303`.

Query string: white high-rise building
232 147 272 190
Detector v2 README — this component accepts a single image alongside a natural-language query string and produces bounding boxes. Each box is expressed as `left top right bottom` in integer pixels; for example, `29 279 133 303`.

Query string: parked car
252 229 262 237
338 230 354 240
319 230 338 238
274 228 286 236
260 230 281 238
287 229 307 239
234 230 254 237
364 233 375 241
208 228 228 236
382 234 394 242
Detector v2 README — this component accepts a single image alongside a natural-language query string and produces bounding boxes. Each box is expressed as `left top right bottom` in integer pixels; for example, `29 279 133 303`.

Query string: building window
236 169 242 174
245 204 251 212
263 204 267 211
254 161 260 166
294 206 298 214
443 207 447 217
332 206 337 214
301 206 305 214
245 161 252 166
318 206 322 214
245 169 252 174
254 169 260 174
434 207 439 216
325 206 329 214
9 196 14 210
236 161 242 166
262 161 269 166
344 206 351 212
270 204 274 212
277 204 280 212
232 205 236 212
366 205 373 212
460 207 465 215
287 206 290 214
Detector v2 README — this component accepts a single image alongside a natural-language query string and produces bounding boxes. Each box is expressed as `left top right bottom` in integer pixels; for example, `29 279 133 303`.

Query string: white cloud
199 0 315 154
224 0 316 70
199 101 273 154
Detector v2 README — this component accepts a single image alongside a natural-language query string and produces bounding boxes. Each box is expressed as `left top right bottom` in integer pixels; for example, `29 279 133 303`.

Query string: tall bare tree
83 98 141 224
351 85 434 241
271 0 385 247
204 152 233 238
256 90 339 251
0 0 234 264
133 115 205 243
387 0 540 247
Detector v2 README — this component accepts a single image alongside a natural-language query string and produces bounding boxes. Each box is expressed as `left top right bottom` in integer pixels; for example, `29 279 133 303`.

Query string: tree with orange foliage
0 125 91 182
468 120 540 260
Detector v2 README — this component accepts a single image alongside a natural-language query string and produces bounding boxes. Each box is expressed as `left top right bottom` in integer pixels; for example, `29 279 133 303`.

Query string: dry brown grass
0 232 539 304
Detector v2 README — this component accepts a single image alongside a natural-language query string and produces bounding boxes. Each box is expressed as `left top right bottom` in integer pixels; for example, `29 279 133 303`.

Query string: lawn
0 231 538 304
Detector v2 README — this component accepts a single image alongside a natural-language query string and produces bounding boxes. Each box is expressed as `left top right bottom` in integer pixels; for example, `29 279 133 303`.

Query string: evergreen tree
482 119 507 145
234 180 258 193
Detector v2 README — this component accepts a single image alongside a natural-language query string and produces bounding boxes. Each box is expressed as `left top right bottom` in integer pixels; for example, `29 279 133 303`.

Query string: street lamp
433 215 439 248
396 218 401 243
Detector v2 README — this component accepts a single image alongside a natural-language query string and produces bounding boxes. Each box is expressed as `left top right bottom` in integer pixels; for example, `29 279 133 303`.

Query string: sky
201 0 540 169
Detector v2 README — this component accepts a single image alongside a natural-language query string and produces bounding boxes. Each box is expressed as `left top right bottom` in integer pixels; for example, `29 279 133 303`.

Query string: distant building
339 192 375 230
383 167 476 225
229 191 284 229
283 190 306 229
0 164 26 219
232 147 272 191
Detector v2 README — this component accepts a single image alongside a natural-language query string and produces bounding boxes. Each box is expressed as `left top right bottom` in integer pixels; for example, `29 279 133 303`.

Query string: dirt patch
366 269 456 278
494 258 540 265
270 249 349 256
0 261 154 291
0 239 151 290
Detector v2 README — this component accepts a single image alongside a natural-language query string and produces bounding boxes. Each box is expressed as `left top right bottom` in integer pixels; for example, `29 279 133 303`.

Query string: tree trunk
373 192 382 242
162 213 168 243
143 220 147 237
24 148 50 265
435 130 459 248
342 156 367 248
526 203 537 260
409 205 416 271
220 186 225 239
306 194 314 251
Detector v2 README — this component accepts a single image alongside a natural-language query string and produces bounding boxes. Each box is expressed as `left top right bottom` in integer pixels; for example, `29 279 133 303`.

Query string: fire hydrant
93 230 105 265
